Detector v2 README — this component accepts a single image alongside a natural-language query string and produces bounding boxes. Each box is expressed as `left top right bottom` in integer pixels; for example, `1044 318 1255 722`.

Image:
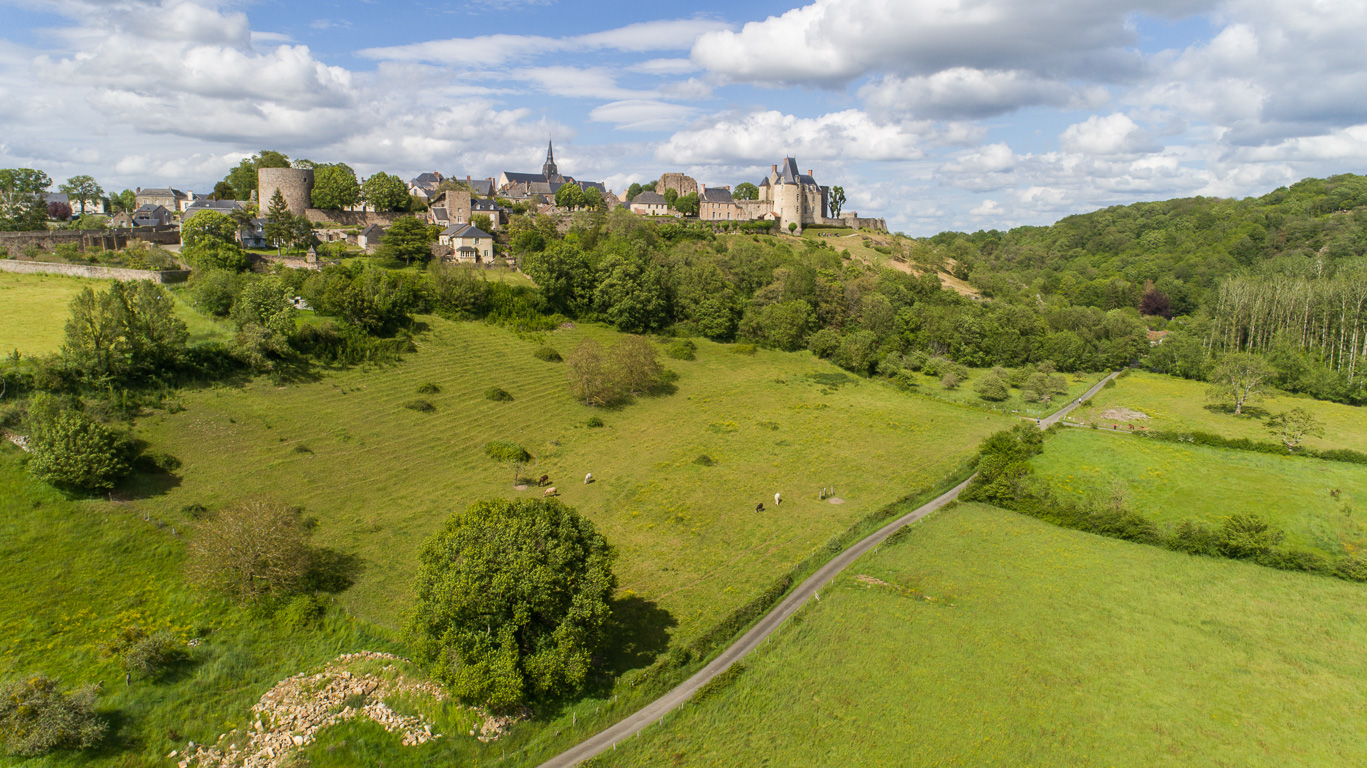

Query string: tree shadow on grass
304 547 366 594
600 595 676 679
1204 403 1270 419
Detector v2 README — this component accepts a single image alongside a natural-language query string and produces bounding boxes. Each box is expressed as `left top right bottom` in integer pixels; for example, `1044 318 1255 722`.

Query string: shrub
0 676 106 756
904 350 928 372
278 593 328 632
665 339 697 361
186 499 313 602
694 454 716 466
27 407 131 491
974 373 1010 401
121 630 186 679
484 441 531 464
1166 520 1220 556
1217 513 1284 559
404 399 436 412
807 329 842 359
484 387 514 402
533 346 562 362
940 372 962 389
585 416 604 428
732 343 756 356
416 382 441 394
1335 556 1367 581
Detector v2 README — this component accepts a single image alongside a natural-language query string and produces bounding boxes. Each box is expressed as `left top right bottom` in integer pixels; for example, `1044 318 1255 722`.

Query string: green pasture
597 502 1367 768
0 447 433 766
0 272 230 356
1034 427 1367 557
1077 370 1367 452
915 366 1103 419
127 317 1010 643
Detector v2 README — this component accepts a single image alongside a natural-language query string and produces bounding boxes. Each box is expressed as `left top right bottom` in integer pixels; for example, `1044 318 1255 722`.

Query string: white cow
774 492 782 506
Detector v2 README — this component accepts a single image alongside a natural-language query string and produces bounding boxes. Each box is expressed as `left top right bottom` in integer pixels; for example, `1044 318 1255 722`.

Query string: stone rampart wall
0 259 190 283
302 209 418 228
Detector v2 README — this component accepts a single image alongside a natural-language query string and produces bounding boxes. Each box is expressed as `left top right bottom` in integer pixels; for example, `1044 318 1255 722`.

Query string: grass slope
596 502 1367 768
127 317 1010 643
1033 427 1367 557
0 447 423 766
1078 370 1367 453
0 273 230 357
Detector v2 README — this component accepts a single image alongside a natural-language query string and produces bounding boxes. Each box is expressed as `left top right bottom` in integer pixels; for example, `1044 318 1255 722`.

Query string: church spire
542 140 559 180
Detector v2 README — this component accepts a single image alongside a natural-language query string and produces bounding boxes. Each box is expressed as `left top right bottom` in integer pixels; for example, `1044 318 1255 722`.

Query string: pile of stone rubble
173 651 515 768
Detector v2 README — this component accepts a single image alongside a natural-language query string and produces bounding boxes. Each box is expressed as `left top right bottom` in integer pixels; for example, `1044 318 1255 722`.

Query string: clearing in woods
594 502 1367 768
1078 370 1367 453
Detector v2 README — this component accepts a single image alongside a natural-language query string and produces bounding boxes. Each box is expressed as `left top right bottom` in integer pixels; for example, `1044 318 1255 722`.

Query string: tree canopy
361 172 409 212
409 497 617 711
378 216 433 266
311 163 360 210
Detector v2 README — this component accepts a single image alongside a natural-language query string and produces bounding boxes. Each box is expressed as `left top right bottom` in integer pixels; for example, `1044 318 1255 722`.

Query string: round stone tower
257 167 314 216
773 181 802 233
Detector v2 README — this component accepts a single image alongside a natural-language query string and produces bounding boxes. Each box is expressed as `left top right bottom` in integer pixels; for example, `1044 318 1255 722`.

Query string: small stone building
438 223 494 263
629 191 670 216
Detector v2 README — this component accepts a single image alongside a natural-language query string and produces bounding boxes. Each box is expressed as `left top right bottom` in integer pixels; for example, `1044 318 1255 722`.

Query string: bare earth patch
1096 407 1150 422
177 651 518 768
856 574 892 588
827 497 845 504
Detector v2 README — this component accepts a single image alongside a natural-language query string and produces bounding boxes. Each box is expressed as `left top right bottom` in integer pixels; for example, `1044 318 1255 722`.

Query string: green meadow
126 316 1010 641
914 366 1103 419
1077 370 1367 452
1033 427 1367 557
595 502 1367 768
0 272 230 356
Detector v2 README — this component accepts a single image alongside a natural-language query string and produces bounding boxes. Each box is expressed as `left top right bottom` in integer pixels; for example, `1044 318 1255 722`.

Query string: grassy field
127 317 1011 643
914 366 1103 419
0 447 434 766
0 272 231 356
1075 370 1367 453
1033 427 1367 557
595 502 1367 768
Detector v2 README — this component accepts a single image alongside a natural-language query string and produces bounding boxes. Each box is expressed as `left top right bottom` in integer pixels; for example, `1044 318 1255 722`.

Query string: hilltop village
0 143 885 268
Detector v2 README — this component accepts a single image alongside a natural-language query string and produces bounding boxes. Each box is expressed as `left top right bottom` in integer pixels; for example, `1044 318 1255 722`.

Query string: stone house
657 173 699 198
438 223 494 263
429 206 450 228
629 191 670 216
358 224 386 253
132 204 172 227
109 211 134 228
470 198 507 231
699 186 745 222
135 187 191 213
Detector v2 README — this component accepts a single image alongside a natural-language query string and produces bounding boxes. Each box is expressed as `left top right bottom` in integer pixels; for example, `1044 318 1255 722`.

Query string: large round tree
410 497 616 711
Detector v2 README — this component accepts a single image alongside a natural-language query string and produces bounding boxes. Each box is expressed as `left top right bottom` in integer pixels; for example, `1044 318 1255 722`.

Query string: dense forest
920 173 1367 403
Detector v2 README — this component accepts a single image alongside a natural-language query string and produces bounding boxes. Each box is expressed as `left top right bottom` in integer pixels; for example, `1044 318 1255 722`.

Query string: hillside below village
3 163 1367 767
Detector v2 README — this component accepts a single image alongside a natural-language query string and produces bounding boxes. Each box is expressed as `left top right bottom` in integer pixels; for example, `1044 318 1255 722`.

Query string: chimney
724 185 730 191
467 175 472 187
808 170 813 177
771 164 777 174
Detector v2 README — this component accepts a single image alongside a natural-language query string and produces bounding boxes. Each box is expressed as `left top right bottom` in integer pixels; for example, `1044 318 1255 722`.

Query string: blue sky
2 0 1365 234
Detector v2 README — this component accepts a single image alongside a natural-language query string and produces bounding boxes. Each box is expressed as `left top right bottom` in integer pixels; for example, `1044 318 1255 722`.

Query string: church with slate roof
497 141 606 200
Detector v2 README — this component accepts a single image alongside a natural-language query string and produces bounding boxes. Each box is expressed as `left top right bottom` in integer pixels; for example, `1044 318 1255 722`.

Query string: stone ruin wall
656 173 699 198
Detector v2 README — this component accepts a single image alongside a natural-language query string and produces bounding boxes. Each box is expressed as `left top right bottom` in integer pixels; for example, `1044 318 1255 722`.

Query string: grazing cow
774 492 782 506
584 472 594 484
537 474 550 487
543 487 558 497
755 503 765 513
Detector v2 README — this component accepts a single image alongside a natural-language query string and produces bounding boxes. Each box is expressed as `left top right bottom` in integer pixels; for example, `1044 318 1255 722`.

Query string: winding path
538 369 1123 768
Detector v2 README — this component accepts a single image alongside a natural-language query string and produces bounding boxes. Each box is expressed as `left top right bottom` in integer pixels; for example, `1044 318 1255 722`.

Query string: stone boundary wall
0 259 190 283
302 209 417 228
0 229 126 255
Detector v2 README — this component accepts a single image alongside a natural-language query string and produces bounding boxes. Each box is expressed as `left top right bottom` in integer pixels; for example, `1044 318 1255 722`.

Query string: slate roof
778 157 801 185
758 177 770 187
42 192 69 205
631 191 667 205
135 204 168 214
700 188 734 203
502 171 554 185
139 188 187 199
359 224 386 240
430 206 448 220
412 172 443 187
441 223 492 239
469 179 495 195
471 199 503 212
